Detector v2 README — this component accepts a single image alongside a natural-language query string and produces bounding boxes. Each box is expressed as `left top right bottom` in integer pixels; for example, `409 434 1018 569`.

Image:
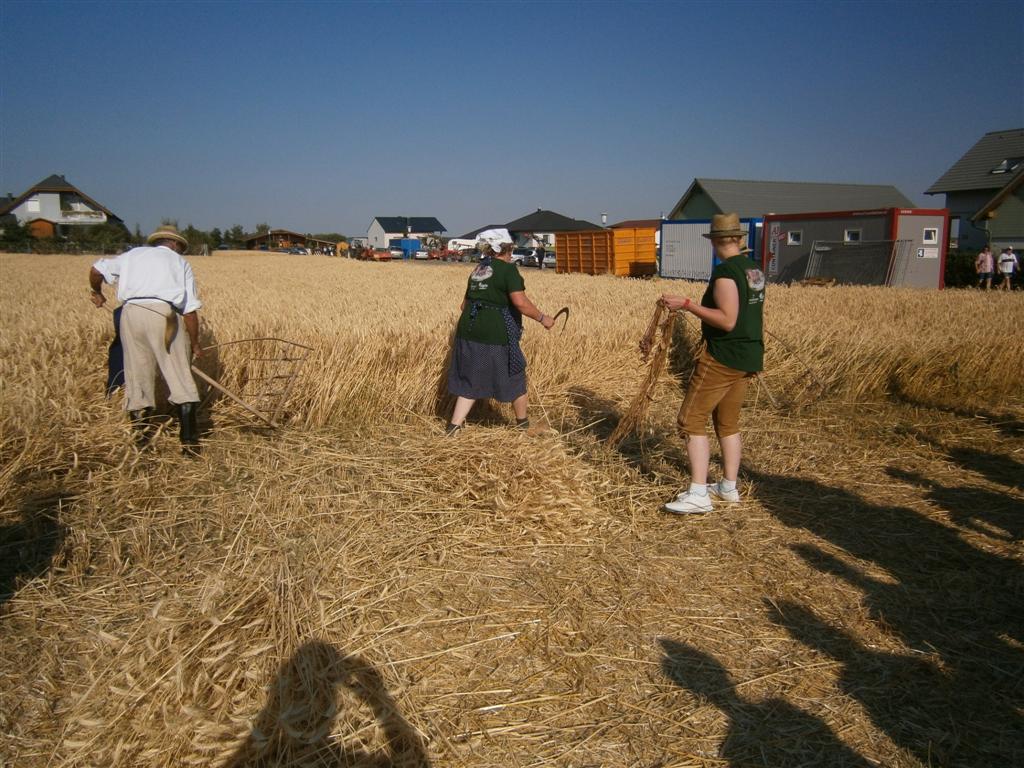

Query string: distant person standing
537 244 546 270
975 246 994 290
997 247 1018 291
89 224 204 455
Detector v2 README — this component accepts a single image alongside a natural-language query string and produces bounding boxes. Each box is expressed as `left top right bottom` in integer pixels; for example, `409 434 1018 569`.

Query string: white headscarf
476 228 513 253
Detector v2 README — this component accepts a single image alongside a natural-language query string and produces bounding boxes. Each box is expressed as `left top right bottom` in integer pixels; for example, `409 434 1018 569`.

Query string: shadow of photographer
0 491 69 609
225 641 429 768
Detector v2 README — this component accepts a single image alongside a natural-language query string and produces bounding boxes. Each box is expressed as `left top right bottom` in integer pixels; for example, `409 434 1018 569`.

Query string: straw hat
147 224 189 249
702 213 747 240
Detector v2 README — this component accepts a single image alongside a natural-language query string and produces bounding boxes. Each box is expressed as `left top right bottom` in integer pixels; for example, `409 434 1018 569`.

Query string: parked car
216 244 230 250
389 248 403 258
523 249 555 268
511 247 533 265
414 249 429 260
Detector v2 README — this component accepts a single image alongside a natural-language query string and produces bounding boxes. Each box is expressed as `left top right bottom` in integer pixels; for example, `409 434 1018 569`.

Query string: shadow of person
225 641 429 767
567 386 684 476
0 491 68 609
942 445 1023 491
750 471 1024 765
901 428 1024 492
567 386 621 442
658 638 873 767
192 321 225 441
765 597 1022 767
432 330 456 422
887 380 1024 439
886 467 1022 542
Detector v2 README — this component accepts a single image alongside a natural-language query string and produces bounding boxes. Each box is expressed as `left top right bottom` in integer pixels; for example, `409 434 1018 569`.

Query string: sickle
163 313 178 353
552 306 569 332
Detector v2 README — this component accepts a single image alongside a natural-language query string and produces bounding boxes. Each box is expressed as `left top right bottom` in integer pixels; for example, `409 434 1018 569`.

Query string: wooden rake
191 337 313 429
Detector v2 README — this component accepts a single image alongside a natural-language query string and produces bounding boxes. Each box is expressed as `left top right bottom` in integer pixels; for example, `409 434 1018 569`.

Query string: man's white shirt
93 245 202 313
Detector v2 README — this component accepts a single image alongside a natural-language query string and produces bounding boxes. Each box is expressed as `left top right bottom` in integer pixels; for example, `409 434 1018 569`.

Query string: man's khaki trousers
120 302 199 411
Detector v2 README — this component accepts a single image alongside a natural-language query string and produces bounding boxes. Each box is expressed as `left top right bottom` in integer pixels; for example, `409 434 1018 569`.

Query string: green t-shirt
701 255 766 372
456 259 526 345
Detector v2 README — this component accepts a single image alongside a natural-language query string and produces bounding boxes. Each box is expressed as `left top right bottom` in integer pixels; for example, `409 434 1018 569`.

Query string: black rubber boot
445 422 463 437
515 418 530 430
128 407 156 448
178 402 200 457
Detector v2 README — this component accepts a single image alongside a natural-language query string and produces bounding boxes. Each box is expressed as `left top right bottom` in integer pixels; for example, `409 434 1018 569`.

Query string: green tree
181 224 212 255
255 222 270 234
227 225 245 245
0 219 33 251
74 222 132 253
209 227 223 248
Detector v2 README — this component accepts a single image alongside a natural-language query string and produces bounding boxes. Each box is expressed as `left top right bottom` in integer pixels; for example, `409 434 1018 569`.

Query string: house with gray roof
367 216 446 249
668 178 915 220
459 209 604 247
0 174 125 239
926 128 1024 251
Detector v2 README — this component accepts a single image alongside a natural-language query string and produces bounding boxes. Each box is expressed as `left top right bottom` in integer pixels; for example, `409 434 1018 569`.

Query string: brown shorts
677 350 753 438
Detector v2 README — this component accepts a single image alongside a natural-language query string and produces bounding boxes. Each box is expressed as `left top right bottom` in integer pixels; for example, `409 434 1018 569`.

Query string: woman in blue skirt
446 228 555 434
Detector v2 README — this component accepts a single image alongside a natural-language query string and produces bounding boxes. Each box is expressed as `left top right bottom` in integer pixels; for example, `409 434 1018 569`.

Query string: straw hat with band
702 213 747 240
147 225 189 250
702 212 751 253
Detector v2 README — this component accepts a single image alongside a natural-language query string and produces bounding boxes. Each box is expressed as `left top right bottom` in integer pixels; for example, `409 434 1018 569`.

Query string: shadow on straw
194 322 225 441
885 466 1022 542
749 469 1024 766
658 638 874 767
888 381 1024 439
0 490 69 608
225 640 429 767
567 386 684 477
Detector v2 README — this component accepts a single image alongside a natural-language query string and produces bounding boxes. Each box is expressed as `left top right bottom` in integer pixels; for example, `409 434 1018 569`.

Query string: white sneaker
708 481 740 503
664 492 713 515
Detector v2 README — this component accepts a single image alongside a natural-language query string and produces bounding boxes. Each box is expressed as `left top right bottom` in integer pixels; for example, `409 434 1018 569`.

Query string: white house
367 216 446 249
0 174 124 238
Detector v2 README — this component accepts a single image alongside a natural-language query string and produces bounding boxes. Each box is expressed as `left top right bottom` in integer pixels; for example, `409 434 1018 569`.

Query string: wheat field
1 252 1022 767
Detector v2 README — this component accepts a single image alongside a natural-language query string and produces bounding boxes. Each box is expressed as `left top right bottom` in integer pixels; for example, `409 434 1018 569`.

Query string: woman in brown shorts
660 213 765 514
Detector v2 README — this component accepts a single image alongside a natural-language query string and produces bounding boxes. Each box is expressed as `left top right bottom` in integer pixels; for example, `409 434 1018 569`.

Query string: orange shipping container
555 227 657 277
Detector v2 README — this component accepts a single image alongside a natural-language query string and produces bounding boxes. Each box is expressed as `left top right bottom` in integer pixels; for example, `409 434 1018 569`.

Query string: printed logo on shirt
746 268 766 293
471 265 494 282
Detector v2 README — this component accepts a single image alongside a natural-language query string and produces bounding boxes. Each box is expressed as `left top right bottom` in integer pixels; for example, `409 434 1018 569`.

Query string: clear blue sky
2 0 1021 237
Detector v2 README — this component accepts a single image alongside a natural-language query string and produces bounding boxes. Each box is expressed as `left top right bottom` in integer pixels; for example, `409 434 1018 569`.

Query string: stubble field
1 252 1022 767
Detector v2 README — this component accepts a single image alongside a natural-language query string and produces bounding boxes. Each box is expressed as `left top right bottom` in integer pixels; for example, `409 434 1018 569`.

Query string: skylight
989 157 1024 174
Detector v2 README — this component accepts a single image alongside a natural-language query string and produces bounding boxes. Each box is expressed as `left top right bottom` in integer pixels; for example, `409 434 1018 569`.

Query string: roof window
989 157 1024 175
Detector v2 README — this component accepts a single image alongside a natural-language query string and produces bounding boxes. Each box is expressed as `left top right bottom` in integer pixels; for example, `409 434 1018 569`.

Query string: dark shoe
178 402 200 456
445 422 463 437
128 407 156 448
515 418 530 430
